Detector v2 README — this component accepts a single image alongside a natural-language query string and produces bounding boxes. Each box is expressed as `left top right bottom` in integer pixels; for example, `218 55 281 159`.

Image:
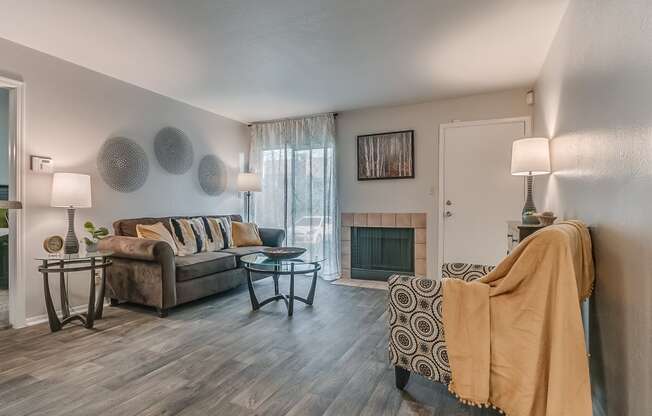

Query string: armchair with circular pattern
388 263 494 389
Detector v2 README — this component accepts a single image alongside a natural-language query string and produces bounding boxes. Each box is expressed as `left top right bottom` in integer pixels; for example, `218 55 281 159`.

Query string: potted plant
83 221 109 252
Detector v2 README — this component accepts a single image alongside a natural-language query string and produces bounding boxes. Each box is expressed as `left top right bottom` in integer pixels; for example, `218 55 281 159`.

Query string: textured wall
534 1 652 414
0 38 249 322
338 88 532 277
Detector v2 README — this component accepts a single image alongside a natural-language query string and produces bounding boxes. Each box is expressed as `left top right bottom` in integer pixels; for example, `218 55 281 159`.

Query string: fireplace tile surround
340 212 427 280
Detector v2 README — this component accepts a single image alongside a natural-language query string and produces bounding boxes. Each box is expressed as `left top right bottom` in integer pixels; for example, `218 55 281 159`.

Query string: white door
438 117 530 269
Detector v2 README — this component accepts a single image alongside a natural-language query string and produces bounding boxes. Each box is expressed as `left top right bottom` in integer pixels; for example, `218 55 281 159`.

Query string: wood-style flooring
0 277 498 416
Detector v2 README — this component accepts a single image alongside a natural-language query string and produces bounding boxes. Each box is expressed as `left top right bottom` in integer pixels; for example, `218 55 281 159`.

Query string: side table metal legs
59 260 69 319
42 260 62 332
85 257 96 329
39 257 111 332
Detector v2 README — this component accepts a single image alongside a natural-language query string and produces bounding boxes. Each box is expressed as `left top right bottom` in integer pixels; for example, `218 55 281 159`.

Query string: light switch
31 156 53 173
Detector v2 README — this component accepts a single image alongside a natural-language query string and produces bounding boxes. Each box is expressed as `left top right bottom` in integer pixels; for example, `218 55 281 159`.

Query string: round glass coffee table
240 253 325 317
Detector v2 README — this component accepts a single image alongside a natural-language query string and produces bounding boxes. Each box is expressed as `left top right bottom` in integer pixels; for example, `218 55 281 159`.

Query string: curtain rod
247 112 338 127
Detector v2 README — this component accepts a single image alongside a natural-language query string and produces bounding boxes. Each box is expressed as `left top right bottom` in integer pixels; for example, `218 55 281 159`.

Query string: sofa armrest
98 236 177 310
387 274 451 385
258 228 285 247
98 236 175 263
441 262 494 282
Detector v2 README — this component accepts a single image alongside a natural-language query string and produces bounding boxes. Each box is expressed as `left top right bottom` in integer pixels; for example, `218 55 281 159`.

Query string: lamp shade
50 173 92 208
237 173 262 192
511 137 551 176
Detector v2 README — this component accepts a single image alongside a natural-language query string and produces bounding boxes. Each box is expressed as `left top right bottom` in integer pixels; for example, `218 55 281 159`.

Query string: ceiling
0 0 568 123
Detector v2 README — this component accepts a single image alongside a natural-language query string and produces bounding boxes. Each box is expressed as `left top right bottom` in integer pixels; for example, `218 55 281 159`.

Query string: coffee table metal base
245 267 318 317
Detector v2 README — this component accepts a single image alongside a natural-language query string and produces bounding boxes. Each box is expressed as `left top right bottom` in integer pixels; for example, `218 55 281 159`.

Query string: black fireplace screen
350 227 414 281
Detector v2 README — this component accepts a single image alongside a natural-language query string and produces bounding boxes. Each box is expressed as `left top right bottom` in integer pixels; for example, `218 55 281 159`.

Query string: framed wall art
357 130 414 180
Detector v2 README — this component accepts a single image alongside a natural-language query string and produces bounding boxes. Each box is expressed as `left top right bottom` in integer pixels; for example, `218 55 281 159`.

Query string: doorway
0 75 25 329
437 117 531 271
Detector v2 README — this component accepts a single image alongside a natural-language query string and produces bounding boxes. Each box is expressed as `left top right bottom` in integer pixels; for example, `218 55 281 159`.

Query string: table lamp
511 138 551 224
51 173 92 254
237 173 261 222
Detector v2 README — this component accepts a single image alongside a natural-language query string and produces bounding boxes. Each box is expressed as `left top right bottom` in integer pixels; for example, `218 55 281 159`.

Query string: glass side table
36 251 112 332
240 253 325 317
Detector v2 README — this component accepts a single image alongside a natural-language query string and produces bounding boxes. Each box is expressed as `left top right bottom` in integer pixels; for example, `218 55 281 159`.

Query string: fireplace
341 212 427 281
351 227 414 281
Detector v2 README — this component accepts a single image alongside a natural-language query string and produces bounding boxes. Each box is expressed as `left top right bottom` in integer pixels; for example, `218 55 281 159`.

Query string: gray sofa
98 214 285 317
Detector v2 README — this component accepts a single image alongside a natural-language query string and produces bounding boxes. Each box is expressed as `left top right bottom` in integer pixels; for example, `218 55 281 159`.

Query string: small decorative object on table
262 247 306 260
83 221 109 252
43 235 64 254
536 211 557 226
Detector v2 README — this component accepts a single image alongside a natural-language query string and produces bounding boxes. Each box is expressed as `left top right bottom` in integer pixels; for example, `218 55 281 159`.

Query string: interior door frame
437 116 531 274
0 75 26 328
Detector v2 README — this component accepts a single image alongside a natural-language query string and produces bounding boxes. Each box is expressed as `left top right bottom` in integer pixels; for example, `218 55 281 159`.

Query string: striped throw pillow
169 218 200 256
202 217 225 251
216 216 235 248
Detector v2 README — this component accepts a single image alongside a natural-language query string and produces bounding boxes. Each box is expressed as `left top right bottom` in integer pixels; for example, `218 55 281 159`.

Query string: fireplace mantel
340 212 427 280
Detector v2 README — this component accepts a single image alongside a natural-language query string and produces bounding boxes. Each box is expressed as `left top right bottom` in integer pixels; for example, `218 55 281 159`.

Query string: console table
37 251 112 332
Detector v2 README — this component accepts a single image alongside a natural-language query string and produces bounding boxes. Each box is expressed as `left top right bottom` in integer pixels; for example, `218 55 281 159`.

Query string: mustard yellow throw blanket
442 221 594 416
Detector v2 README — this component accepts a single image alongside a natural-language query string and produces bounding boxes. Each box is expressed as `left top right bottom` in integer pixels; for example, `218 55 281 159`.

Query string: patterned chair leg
395 366 410 389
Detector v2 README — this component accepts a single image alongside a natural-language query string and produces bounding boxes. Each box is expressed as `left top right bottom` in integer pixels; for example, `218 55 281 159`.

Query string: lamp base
64 207 79 255
521 175 539 224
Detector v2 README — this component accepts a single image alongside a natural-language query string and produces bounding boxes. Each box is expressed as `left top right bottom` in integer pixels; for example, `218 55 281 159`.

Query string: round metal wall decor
154 127 194 174
97 137 149 193
198 155 227 196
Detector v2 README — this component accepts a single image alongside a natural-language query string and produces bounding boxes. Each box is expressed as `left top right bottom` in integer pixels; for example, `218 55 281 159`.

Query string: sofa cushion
175 251 237 282
222 246 269 265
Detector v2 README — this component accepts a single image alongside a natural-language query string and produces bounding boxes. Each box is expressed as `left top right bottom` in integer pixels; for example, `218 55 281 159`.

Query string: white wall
337 88 532 277
0 88 8 185
534 1 652 414
0 38 249 322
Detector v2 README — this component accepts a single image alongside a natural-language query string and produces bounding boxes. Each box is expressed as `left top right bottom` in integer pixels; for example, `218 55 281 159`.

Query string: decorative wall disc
154 127 194 174
97 137 149 193
198 155 227 196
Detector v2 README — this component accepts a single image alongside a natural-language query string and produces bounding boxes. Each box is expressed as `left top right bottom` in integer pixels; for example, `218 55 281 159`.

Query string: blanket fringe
447 381 507 415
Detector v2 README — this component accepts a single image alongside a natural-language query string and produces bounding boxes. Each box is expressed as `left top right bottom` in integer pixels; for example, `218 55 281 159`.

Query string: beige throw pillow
136 222 178 255
232 222 263 247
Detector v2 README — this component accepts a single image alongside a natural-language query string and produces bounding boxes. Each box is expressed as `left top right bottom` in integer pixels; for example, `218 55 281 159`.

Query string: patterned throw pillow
136 222 178 255
232 222 263 247
189 217 209 252
202 217 225 251
169 218 200 256
216 216 235 248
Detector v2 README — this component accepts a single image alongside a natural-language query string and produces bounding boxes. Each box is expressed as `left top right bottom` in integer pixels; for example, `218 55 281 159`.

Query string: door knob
446 200 452 206
445 211 453 217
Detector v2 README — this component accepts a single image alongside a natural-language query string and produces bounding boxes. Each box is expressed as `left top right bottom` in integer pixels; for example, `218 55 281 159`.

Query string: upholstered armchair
388 263 494 389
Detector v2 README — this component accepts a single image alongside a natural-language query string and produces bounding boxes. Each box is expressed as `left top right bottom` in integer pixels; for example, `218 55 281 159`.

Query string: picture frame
357 130 414 180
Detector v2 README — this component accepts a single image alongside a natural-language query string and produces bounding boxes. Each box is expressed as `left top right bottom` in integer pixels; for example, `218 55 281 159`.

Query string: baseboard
23 301 109 327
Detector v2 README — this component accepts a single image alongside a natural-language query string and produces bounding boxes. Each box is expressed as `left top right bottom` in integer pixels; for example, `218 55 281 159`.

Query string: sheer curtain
250 114 340 280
